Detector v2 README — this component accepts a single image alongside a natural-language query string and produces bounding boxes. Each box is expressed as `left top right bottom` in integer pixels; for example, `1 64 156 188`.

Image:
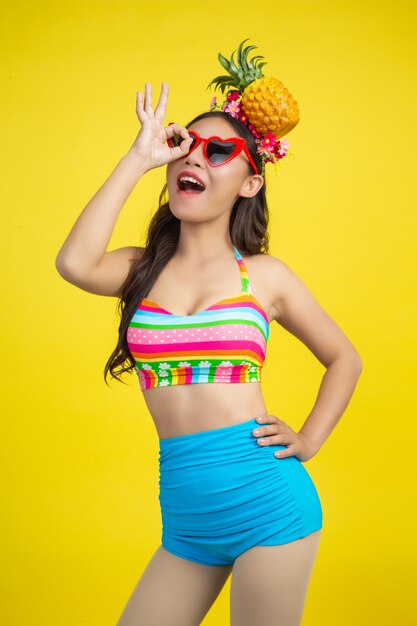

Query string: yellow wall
2 1 416 624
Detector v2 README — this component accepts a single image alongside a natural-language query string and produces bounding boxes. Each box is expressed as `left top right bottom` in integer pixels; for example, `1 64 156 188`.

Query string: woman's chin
169 199 209 220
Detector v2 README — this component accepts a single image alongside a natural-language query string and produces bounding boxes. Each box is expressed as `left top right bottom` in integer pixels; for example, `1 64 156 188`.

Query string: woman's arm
55 150 148 296
297 354 362 451
269 255 362 452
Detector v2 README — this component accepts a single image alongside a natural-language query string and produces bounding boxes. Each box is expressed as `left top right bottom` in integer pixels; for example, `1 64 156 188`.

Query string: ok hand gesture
129 82 193 171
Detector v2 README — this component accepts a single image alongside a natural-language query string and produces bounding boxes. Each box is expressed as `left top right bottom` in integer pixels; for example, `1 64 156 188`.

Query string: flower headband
206 38 300 176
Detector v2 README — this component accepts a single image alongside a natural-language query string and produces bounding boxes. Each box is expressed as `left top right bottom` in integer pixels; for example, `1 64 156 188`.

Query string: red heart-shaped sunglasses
166 122 259 175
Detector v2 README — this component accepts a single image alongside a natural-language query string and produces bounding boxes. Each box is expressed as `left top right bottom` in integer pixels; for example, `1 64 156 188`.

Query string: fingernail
257 417 264 422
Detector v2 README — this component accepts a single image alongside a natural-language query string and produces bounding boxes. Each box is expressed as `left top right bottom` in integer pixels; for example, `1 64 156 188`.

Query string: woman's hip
158 417 322 528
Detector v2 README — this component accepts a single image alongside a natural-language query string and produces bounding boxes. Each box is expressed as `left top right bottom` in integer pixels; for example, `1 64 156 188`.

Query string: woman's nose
185 142 205 167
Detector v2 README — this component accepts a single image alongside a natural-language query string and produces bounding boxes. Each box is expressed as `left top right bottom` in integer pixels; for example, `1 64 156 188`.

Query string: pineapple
207 38 300 141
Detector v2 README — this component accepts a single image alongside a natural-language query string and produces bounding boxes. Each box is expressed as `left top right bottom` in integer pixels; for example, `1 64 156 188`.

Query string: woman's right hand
128 82 194 171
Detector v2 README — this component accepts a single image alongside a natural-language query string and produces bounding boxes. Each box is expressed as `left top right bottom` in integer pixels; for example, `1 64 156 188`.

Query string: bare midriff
143 381 269 439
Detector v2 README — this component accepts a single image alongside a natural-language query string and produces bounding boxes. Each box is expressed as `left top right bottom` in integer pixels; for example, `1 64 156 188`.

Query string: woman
56 82 362 626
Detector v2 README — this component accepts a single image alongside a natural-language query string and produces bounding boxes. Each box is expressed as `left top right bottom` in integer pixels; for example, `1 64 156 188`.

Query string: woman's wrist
122 149 150 178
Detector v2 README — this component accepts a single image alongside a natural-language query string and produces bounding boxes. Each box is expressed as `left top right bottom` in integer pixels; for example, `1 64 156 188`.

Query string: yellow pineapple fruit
207 38 300 141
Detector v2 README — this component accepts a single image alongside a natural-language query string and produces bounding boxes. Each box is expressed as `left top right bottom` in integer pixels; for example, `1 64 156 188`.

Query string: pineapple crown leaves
205 39 293 177
206 38 268 94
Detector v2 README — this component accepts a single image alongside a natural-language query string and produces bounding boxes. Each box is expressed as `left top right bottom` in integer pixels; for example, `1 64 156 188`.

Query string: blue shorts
158 417 323 567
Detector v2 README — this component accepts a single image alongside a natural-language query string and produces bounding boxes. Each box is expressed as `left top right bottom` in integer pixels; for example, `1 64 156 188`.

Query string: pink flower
277 138 289 156
256 144 268 157
255 130 290 164
226 90 241 101
224 99 241 118
261 133 278 150
256 141 278 160
235 108 248 124
248 123 261 138
209 96 217 110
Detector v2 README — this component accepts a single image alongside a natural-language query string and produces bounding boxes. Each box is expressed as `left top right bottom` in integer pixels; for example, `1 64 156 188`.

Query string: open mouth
177 175 206 194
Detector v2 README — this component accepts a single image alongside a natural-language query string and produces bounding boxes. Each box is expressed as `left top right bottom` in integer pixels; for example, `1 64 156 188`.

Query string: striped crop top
126 245 270 391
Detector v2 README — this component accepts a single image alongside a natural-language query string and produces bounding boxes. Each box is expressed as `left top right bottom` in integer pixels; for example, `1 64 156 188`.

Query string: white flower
178 361 192 368
219 360 233 367
198 360 211 367
249 366 258 372
141 363 154 370
159 380 170 386
158 362 171 370
158 369 169 377
250 377 258 382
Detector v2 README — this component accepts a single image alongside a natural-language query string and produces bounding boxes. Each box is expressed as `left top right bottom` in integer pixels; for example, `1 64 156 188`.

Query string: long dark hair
104 110 271 385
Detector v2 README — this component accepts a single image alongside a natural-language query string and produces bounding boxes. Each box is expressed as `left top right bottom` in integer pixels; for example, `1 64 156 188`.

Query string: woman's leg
230 529 322 626
116 544 232 626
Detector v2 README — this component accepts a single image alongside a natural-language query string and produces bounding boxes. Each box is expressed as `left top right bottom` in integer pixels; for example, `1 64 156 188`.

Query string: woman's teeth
178 175 206 192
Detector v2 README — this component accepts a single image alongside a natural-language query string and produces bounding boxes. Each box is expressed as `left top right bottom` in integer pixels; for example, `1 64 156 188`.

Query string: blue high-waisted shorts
158 417 323 567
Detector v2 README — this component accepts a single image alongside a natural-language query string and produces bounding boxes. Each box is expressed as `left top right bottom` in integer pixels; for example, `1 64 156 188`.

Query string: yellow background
2 1 416 624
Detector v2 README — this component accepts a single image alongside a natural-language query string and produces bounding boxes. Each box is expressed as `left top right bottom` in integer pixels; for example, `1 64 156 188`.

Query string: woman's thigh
115 544 232 626
230 529 322 626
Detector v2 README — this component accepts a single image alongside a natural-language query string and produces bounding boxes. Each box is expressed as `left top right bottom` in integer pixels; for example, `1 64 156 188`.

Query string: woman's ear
239 174 264 198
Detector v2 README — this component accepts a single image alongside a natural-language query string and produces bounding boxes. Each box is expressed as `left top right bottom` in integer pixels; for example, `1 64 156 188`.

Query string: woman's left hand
252 413 320 462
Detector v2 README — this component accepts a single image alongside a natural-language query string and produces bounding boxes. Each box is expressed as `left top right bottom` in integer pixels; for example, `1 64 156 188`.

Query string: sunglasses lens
206 140 238 165
169 132 196 151
168 131 241 165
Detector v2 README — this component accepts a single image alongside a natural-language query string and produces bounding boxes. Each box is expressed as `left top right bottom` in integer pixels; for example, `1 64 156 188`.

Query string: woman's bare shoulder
243 251 316 322
240 251 290 323
242 250 289 278
255 252 307 301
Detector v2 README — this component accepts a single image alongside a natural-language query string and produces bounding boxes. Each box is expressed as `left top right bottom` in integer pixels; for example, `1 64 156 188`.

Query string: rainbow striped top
126 245 270 391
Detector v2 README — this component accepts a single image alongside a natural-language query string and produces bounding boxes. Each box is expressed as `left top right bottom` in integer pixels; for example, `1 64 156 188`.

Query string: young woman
56 82 362 626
